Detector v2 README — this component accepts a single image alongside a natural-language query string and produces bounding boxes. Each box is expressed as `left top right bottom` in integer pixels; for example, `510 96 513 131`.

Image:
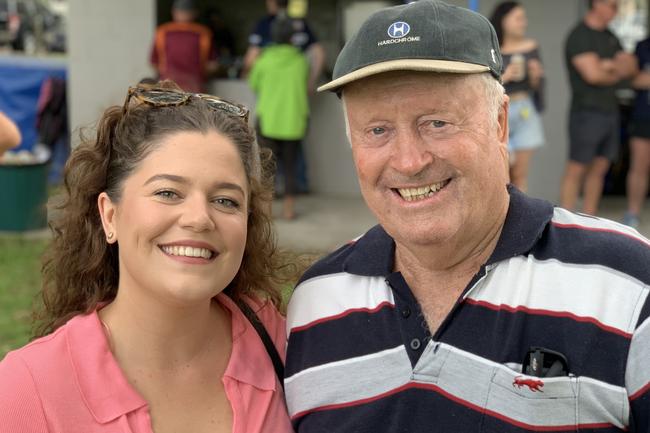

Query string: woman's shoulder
243 294 286 333
1 323 69 372
0 323 75 428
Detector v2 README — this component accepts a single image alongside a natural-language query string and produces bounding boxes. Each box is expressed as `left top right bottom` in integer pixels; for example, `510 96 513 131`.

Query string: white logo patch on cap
387 21 410 39
379 21 420 47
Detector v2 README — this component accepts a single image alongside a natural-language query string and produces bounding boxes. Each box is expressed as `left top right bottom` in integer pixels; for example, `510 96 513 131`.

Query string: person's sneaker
623 212 640 229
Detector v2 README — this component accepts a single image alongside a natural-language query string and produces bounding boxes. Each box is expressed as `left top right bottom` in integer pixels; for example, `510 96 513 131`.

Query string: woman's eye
155 190 179 200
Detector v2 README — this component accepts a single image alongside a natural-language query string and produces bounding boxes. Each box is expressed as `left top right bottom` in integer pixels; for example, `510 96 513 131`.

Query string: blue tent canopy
0 55 67 152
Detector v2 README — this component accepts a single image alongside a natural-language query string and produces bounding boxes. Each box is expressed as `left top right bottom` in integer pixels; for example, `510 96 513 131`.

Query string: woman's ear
98 192 118 243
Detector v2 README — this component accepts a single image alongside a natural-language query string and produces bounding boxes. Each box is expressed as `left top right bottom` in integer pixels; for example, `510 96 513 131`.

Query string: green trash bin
0 162 49 231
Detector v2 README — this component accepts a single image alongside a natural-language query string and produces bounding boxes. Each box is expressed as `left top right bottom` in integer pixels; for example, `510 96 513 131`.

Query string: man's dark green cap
318 0 502 93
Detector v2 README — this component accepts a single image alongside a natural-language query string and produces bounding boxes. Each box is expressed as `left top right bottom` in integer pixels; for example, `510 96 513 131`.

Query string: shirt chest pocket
481 367 579 433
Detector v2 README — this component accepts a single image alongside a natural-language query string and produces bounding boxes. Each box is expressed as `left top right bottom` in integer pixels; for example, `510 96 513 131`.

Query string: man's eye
214 198 240 209
430 120 447 128
371 127 386 135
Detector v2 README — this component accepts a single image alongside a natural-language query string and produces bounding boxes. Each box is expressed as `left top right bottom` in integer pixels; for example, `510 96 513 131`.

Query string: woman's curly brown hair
35 82 298 337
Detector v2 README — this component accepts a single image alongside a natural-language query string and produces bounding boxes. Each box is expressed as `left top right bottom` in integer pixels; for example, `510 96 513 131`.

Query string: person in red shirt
150 0 218 92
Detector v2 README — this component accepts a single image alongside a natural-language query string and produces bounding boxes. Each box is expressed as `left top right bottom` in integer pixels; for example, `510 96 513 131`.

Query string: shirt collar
66 311 147 424
67 294 278 424
218 293 278 392
343 185 554 276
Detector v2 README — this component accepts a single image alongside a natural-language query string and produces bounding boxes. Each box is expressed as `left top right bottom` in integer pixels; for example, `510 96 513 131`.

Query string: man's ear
496 95 510 173
497 95 510 147
98 192 118 243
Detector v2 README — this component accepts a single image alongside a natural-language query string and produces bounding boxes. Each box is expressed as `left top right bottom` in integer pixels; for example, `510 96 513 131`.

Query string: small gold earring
107 232 114 240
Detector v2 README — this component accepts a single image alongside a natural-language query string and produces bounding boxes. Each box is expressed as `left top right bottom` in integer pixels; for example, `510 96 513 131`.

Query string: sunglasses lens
204 97 248 118
142 90 187 105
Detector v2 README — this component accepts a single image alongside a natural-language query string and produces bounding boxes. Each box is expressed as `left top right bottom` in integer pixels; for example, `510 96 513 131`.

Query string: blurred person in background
623 35 650 228
244 0 326 195
243 0 324 93
560 0 637 215
0 111 21 156
249 13 309 220
490 1 545 193
150 0 218 92
0 82 294 432
204 6 237 77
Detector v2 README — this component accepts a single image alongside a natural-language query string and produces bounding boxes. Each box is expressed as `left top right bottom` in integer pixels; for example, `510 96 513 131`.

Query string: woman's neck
98 291 231 372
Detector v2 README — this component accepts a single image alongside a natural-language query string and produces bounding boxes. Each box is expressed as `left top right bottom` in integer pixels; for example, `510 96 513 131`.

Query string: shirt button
401 307 411 318
410 338 421 350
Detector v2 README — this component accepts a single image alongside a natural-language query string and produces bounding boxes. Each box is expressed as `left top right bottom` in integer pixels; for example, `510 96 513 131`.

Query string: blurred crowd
1 0 649 226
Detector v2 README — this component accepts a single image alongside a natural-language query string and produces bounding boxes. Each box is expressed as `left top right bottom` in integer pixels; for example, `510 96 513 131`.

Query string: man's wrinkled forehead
341 70 473 99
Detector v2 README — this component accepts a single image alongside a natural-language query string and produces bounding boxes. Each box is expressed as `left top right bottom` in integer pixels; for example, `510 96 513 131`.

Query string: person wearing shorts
490 1 546 192
624 36 650 228
568 110 620 163
560 0 637 215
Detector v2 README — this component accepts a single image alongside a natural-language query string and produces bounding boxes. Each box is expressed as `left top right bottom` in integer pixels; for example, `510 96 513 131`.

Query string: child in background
249 12 309 220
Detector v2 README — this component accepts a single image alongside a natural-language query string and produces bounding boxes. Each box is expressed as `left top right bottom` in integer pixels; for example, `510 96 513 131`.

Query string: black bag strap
228 294 285 390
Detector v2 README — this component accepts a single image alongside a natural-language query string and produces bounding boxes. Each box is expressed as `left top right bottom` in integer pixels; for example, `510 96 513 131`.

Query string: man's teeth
161 245 213 259
398 181 448 202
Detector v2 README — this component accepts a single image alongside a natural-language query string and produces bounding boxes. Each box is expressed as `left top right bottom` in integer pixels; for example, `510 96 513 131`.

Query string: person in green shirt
249 13 309 220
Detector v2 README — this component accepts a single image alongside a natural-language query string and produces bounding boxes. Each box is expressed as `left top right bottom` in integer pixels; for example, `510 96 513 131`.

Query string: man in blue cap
284 1 650 432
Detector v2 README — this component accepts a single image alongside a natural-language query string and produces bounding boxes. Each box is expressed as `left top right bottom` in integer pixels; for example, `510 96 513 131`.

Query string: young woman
490 1 546 192
0 82 295 433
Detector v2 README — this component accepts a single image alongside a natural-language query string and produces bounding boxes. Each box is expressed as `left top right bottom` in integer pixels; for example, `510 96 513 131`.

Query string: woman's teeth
161 245 213 259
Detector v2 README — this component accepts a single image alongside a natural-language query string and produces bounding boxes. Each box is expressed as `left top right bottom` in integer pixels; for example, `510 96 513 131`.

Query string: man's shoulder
538 207 650 283
298 238 362 284
297 224 389 285
157 21 212 37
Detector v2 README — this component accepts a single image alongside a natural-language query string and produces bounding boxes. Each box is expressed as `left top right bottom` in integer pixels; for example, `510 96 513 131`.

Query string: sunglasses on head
123 86 250 123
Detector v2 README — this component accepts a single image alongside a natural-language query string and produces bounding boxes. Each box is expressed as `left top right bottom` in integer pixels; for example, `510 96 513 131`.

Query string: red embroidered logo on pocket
513 376 544 392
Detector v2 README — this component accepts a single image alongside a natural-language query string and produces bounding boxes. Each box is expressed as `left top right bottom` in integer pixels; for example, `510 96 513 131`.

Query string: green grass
0 237 47 358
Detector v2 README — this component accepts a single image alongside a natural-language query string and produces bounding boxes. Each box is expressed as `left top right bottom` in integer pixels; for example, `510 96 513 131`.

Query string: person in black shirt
560 0 637 215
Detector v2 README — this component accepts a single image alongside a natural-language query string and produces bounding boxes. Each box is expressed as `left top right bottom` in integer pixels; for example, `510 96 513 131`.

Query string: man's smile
394 179 451 202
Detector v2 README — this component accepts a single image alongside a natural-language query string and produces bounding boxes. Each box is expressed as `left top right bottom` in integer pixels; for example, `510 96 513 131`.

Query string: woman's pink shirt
0 293 293 433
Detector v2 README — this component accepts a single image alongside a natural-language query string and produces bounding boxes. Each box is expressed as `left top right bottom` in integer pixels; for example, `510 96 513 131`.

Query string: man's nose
178 195 216 232
389 129 434 176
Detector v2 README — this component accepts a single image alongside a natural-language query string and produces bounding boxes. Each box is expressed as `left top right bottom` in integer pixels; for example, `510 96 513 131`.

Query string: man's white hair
341 72 506 144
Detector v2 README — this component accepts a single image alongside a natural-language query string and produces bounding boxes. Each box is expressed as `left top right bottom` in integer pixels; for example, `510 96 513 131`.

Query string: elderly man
284 1 650 432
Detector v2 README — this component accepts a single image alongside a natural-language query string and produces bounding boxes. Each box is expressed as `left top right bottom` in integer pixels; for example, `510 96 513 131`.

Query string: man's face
595 0 619 23
343 71 509 250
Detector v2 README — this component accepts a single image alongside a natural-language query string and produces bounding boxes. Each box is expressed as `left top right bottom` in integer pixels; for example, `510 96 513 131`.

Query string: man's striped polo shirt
285 188 650 432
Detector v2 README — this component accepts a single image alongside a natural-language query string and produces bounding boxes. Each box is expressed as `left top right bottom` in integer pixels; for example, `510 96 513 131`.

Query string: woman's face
502 6 527 39
98 130 249 307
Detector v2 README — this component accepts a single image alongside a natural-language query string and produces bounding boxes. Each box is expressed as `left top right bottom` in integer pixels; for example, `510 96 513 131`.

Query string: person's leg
507 97 544 193
626 136 650 216
582 111 620 216
282 140 300 220
509 149 535 193
560 161 587 211
582 156 611 215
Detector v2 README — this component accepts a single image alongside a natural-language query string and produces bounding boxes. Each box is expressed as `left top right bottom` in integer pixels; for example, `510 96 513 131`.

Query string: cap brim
317 59 490 93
